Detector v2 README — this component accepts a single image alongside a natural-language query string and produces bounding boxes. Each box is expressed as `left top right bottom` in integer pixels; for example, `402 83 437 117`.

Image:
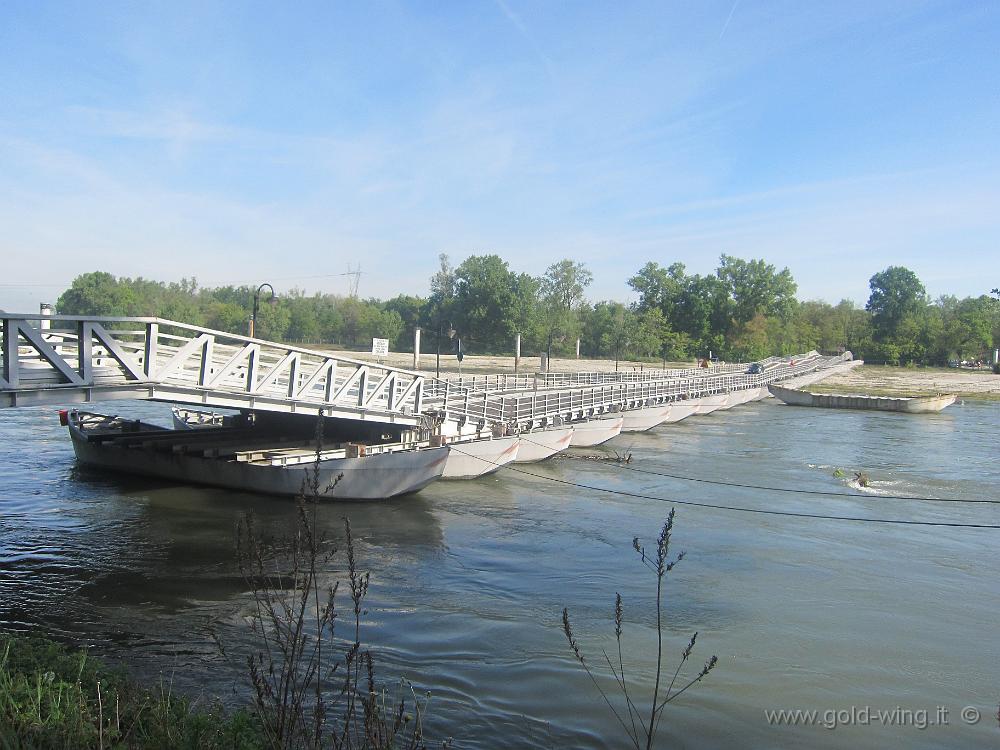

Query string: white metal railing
423 373 536 399
423 352 820 398
0 315 424 422
533 363 741 387
424 352 847 430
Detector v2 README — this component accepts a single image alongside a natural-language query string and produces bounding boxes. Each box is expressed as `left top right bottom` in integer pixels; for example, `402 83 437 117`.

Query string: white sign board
372 338 389 357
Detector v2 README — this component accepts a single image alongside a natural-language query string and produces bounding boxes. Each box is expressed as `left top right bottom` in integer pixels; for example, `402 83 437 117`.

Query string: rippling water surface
1 398 998 748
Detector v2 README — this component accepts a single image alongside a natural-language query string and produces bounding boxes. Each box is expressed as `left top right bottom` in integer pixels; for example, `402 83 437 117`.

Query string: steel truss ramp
0 315 424 425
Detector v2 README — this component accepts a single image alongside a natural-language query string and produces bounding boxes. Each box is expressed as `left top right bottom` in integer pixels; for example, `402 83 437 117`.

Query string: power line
0 282 66 287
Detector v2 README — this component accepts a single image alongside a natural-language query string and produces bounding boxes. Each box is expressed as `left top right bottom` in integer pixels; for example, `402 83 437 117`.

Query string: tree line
53 259 1000 366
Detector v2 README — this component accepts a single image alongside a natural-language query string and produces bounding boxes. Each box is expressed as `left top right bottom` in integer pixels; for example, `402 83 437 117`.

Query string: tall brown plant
235 415 438 749
562 509 717 749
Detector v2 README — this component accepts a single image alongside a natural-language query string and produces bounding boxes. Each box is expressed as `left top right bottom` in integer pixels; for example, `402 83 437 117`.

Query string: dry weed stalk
562 508 717 750
236 415 437 749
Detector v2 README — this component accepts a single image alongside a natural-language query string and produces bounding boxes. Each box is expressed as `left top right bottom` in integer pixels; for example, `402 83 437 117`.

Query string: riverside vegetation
0 509 715 749
52 261 1000 369
1 510 714 749
1 420 716 748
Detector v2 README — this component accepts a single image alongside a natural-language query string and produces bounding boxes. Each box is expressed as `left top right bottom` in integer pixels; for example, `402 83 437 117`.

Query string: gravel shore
808 365 1000 399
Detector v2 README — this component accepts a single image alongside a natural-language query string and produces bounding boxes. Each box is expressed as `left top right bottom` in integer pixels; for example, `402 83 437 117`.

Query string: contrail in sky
719 0 741 40
494 0 556 82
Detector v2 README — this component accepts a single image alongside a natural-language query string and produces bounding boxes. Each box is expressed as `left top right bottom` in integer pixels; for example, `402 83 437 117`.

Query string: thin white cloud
67 105 232 144
624 166 948 222
719 0 741 40
493 0 557 83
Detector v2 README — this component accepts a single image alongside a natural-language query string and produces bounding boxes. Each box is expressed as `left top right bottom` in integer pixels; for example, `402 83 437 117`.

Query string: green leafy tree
866 266 927 342
844 305 874 359
204 285 253 309
631 307 671 359
205 301 250 334
510 272 543 351
423 254 458 350
429 253 455 300
580 301 627 358
157 281 205 326
787 300 823 352
716 254 797 327
316 296 345 344
451 254 527 352
676 273 729 357
56 272 138 316
942 295 996 362
253 299 290 341
729 313 772 362
382 294 425 349
659 330 692 362
370 308 405 347
285 291 321 343
628 262 685 315
602 306 634 364
538 259 593 357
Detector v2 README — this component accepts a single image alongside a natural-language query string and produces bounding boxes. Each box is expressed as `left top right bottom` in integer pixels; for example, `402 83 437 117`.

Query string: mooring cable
444 440 1000 529
574 457 1000 505
513 432 999 505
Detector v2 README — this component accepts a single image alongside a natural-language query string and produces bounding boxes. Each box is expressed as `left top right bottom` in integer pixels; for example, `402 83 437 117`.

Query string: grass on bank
0 634 263 749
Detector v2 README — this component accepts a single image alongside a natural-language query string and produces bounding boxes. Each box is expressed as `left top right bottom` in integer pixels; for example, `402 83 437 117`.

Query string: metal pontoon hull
661 402 700 423
694 393 729 415
767 385 957 413
442 436 520 479
514 426 574 462
725 389 758 407
621 405 673 432
68 413 448 500
569 416 624 446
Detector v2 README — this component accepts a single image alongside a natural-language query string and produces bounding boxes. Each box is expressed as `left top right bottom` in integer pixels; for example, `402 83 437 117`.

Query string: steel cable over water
446 438 1000 529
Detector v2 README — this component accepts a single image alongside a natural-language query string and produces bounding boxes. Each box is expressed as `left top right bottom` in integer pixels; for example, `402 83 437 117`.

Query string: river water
1 397 998 748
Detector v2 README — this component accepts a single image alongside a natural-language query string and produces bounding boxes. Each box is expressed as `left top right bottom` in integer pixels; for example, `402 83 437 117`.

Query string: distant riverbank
809 364 1000 399
307 347 1000 399
315 346 692 376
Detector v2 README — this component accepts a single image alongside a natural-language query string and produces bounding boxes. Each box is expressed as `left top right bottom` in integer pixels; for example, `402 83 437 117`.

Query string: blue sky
1 1 997 313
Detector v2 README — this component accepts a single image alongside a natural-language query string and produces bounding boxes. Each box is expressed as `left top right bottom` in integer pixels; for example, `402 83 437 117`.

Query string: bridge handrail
1 314 425 419
2 314 424 376
424 351 823 397
424 351 841 428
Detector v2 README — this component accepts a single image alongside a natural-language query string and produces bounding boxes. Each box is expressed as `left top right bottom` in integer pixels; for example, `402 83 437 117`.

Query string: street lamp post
435 320 456 378
544 328 565 373
250 283 277 338
614 328 628 372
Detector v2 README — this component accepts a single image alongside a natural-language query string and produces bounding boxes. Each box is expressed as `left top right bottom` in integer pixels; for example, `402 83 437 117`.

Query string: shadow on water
2 450 445 643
